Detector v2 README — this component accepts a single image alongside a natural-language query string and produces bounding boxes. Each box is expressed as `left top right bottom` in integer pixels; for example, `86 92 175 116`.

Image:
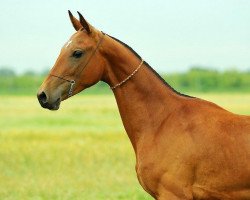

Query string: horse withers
37 11 250 200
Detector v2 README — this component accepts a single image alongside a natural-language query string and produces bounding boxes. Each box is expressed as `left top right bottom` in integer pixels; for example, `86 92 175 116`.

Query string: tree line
0 67 250 95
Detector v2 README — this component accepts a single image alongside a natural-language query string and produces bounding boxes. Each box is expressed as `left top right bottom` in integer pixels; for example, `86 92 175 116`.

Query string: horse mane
106 33 193 98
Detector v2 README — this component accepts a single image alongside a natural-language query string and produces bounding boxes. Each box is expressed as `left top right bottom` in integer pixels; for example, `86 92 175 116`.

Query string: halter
50 32 144 96
50 32 105 97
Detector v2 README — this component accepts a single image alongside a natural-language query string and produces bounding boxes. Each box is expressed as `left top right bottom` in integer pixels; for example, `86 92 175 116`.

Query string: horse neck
100 35 182 152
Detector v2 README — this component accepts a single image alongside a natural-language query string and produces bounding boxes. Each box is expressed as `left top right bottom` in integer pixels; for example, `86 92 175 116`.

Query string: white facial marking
65 40 72 48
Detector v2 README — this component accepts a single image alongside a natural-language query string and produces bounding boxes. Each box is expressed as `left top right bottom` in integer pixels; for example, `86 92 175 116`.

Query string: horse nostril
37 91 48 104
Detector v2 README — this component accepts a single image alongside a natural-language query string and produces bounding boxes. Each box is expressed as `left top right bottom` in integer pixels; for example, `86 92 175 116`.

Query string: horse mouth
39 98 61 111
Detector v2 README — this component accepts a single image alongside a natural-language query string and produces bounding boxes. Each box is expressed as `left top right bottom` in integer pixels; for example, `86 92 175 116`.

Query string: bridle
50 32 144 97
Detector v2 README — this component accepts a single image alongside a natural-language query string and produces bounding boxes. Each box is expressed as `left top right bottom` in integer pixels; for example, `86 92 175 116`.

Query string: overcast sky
0 0 249 73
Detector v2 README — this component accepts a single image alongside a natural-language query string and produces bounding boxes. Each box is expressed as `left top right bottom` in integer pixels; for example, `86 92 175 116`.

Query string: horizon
1 64 250 76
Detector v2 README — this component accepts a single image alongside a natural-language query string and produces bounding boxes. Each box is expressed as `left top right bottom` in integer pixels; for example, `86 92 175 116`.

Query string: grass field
1 93 250 200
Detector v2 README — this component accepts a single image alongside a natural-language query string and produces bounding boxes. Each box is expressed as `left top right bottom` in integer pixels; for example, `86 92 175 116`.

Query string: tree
0 67 16 76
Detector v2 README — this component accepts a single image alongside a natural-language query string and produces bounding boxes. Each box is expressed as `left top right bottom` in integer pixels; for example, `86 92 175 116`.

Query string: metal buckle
68 80 75 97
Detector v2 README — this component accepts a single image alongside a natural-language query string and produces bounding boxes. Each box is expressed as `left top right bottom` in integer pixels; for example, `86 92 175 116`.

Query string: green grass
0 94 250 200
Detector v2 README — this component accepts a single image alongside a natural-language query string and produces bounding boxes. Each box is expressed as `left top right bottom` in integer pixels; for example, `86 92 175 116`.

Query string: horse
37 11 250 200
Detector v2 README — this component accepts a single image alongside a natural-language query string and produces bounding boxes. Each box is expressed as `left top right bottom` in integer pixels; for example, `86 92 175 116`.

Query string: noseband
50 32 105 97
49 75 76 97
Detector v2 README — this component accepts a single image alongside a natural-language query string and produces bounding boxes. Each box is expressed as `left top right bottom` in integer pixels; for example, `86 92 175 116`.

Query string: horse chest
134 137 164 196
136 149 160 197
135 158 160 197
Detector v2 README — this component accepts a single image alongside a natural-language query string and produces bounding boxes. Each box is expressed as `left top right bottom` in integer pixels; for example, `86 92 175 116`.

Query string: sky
0 0 249 74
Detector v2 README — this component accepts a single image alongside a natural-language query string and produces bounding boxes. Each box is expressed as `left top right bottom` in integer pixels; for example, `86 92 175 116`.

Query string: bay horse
37 11 250 200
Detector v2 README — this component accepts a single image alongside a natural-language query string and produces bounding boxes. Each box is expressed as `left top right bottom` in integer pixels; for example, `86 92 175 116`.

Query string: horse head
37 11 105 110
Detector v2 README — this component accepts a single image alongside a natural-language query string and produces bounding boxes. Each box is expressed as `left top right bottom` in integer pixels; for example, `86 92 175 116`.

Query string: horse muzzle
37 91 61 110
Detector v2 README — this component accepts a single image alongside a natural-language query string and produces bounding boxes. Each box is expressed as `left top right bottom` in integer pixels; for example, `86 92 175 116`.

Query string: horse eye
72 50 83 58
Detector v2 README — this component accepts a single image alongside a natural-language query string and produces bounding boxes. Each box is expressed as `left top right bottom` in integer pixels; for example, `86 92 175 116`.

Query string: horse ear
77 11 91 34
68 10 82 31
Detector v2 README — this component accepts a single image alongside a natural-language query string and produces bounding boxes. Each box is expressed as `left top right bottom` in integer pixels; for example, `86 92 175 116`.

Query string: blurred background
0 0 249 199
